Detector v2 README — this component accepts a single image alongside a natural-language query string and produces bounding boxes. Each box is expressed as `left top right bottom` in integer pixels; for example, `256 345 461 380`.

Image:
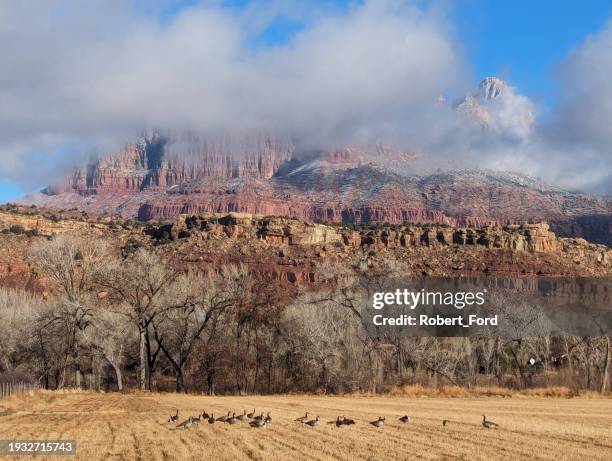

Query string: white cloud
0 1 610 196
0 0 465 188
538 20 612 194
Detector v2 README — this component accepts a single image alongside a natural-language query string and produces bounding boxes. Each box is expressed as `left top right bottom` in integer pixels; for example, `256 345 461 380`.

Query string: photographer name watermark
361 277 611 338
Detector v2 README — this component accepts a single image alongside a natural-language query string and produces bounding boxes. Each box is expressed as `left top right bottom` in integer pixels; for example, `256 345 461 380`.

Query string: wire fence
0 381 36 400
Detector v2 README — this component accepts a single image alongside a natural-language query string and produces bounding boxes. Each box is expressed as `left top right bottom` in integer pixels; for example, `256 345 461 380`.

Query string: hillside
18 132 612 245
1 205 609 295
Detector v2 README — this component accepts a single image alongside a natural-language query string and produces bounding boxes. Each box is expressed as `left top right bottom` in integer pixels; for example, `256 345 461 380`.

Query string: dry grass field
0 391 611 460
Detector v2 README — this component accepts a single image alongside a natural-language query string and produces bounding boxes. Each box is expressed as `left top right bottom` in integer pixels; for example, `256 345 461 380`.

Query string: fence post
0 381 35 400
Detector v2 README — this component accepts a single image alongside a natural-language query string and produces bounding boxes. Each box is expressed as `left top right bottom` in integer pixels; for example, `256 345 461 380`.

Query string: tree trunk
320 361 328 393
234 324 243 394
176 367 185 393
601 336 611 394
207 372 215 396
74 348 81 389
39 332 50 389
563 337 574 385
146 327 161 392
139 327 147 391
396 339 404 382
254 329 260 394
494 337 503 385
267 352 273 394
111 362 123 392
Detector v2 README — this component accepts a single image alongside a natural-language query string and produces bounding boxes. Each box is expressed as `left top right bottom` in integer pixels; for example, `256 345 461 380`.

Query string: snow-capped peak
454 77 535 138
478 77 508 101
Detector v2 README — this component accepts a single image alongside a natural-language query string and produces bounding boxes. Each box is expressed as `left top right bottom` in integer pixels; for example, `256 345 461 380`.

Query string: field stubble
0 391 610 460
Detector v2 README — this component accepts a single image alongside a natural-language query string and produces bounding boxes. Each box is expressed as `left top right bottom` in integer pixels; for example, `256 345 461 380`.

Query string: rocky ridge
21 138 612 246
1 207 608 296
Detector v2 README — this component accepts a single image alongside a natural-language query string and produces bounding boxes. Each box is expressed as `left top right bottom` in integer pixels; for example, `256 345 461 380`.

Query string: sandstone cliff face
21 133 612 245
1 208 610 295
166 213 585 255
158 213 610 279
46 132 294 196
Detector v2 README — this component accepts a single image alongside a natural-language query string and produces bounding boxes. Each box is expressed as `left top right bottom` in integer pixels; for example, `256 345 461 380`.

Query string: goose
237 410 247 421
264 412 272 423
482 415 499 429
250 418 266 428
442 420 450 427
208 414 215 424
177 417 194 429
295 412 309 423
247 408 256 419
191 415 201 425
216 412 230 422
333 416 344 427
226 412 238 425
305 416 320 427
399 415 411 423
370 416 385 428
168 409 179 424
202 410 210 420
254 412 265 421
342 416 356 426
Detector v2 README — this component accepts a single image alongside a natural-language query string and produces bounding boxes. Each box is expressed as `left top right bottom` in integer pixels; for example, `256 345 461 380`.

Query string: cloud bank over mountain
0 0 464 185
0 1 610 195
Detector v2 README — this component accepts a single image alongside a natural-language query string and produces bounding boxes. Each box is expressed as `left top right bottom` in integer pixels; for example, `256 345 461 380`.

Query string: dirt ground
0 391 610 460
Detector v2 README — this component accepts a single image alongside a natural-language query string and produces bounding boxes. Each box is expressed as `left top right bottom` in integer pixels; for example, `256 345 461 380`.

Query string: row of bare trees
0 235 609 394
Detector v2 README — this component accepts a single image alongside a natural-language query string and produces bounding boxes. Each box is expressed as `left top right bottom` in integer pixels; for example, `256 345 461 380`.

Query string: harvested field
0 391 611 460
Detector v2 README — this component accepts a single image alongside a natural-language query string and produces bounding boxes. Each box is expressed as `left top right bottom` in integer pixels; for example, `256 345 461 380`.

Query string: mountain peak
477 77 508 101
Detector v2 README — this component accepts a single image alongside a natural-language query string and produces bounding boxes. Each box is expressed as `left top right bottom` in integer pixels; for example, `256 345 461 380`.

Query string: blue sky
1 0 610 203
453 0 612 105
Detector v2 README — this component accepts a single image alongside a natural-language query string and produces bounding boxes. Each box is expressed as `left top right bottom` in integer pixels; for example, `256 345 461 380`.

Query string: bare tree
602 336 611 393
0 288 40 372
480 293 553 388
31 236 108 388
83 310 130 391
153 268 240 392
98 249 176 391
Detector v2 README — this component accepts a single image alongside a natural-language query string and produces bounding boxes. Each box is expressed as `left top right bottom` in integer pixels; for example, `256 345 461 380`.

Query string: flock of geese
168 408 272 429
168 409 499 430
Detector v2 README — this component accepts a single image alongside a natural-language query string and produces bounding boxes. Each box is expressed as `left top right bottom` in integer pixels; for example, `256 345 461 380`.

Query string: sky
454 0 612 104
1 0 612 203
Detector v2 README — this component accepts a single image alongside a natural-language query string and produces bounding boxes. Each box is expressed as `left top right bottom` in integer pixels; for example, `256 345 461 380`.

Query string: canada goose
342 416 356 426
482 415 499 429
236 410 247 421
370 416 385 428
191 415 201 425
254 412 265 421
399 415 411 423
295 412 309 423
216 412 230 422
247 408 256 419
305 416 320 427
226 412 238 425
264 412 272 423
168 409 179 424
177 417 193 429
250 418 266 428
208 414 215 424
333 416 344 427
202 410 210 420
442 420 450 427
